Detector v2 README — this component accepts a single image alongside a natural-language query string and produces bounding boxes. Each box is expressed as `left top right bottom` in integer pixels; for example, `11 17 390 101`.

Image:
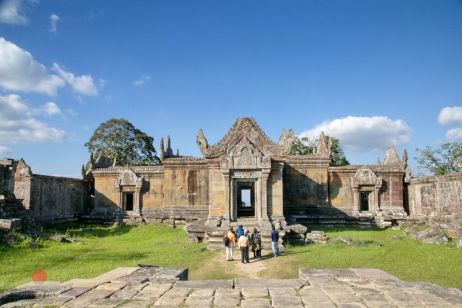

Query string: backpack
223 235 229 247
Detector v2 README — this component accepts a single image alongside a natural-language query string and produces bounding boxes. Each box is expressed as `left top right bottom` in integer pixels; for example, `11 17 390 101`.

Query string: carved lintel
114 168 143 190
232 171 261 179
351 168 382 189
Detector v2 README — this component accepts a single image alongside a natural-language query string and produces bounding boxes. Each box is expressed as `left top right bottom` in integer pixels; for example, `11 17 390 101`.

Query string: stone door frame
224 169 271 222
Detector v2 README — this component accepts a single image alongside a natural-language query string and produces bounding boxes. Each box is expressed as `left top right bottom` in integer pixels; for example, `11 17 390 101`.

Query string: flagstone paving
1 266 462 307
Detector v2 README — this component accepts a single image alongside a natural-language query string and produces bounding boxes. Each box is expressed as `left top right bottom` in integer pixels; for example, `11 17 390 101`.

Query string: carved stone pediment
383 145 401 166
114 168 143 190
15 159 32 177
219 135 272 170
197 117 289 158
352 168 382 189
278 129 296 154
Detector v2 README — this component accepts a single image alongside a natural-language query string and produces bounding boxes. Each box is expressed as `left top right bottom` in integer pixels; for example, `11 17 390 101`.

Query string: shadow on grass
44 222 135 238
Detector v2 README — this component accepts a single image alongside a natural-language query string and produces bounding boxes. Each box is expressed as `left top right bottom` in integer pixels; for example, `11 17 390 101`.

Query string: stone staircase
205 218 284 250
285 207 379 229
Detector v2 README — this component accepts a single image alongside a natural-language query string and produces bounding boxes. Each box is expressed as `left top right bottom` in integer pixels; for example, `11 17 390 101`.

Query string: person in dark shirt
271 226 279 257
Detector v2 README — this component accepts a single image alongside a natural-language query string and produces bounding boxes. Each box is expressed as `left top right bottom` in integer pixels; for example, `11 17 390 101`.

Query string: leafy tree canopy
289 135 349 167
415 142 462 175
85 118 158 166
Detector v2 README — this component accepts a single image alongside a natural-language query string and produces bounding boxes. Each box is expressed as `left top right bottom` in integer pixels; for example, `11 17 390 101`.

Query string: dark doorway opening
124 192 134 211
360 192 369 211
237 182 255 217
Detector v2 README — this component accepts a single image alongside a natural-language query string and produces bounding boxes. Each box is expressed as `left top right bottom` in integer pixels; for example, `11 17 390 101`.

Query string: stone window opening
360 191 370 212
124 192 134 212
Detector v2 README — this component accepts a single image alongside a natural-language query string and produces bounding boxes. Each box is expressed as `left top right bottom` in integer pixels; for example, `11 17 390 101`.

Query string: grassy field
263 228 462 288
1 224 462 291
0 224 213 291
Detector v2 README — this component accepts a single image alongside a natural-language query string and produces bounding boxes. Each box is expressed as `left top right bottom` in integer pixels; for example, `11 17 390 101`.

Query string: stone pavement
1 266 462 307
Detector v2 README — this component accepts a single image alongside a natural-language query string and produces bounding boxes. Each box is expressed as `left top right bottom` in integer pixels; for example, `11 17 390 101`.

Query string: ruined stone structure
0 158 88 226
1 117 462 239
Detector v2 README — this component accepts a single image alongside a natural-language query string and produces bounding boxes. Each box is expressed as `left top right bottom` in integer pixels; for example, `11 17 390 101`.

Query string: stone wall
0 159 15 197
328 168 355 215
408 172 462 222
283 156 330 214
92 158 210 222
1 159 89 225
29 175 88 224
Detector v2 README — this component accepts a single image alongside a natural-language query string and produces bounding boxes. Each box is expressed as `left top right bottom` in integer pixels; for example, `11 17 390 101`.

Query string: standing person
271 226 279 257
251 228 262 259
225 227 236 261
244 228 251 263
238 232 249 264
236 225 244 238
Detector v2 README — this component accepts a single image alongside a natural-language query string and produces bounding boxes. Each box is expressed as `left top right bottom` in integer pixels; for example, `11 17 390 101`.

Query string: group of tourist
224 225 279 263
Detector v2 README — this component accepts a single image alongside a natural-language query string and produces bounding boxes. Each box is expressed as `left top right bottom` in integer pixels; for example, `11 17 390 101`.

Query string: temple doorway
123 192 134 211
237 182 255 217
360 191 370 211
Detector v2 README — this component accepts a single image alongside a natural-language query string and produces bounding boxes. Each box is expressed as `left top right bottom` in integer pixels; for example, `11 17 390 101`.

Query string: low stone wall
408 172 462 222
29 175 89 224
142 206 209 223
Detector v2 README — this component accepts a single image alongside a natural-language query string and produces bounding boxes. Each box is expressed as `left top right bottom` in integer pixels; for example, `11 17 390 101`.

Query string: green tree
289 135 349 166
415 142 462 175
85 118 158 166
290 137 314 155
329 137 349 167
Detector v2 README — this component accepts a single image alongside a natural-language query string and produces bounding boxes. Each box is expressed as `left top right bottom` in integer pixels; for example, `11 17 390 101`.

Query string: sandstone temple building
1 117 461 244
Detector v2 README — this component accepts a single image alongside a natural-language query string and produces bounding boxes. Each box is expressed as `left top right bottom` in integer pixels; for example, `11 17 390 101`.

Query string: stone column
223 172 230 221
135 189 141 215
374 188 380 212
261 169 270 221
352 187 359 216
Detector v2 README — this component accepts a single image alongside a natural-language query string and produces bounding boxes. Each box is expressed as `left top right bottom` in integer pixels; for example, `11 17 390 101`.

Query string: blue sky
0 0 461 177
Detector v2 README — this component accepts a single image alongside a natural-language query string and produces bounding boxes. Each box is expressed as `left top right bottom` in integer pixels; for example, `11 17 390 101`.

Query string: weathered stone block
407 225 449 244
305 231 327 244
0 218 21 231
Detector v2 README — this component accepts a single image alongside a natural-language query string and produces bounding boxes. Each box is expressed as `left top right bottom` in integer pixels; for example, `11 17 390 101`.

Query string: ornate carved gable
383 145 401 166
352 168 382 189
197 117 288 159
114 168 143 190
15 159 32 177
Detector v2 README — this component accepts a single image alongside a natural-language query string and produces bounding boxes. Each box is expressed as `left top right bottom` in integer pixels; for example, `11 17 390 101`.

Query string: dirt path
232 250 269 279
191 247 299 280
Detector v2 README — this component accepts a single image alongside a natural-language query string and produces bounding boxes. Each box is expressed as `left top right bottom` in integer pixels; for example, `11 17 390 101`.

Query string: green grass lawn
1 224 461 292
272 228 462 288
0 224 213 292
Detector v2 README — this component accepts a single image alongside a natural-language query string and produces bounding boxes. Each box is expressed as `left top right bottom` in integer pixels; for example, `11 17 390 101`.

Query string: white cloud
0 0 28 26
0 94 65 143
0 37 65 95
36 101 61 116
49 13 60 32
52 63 99 96
133 75 151 87
0 145 12 156
0 37 100 96
446 128 462 141
299 116 411 152
438 106 462 126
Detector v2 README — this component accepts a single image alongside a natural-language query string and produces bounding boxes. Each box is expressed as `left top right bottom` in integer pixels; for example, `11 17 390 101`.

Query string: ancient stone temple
89 118 410 237
2 117 461 243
